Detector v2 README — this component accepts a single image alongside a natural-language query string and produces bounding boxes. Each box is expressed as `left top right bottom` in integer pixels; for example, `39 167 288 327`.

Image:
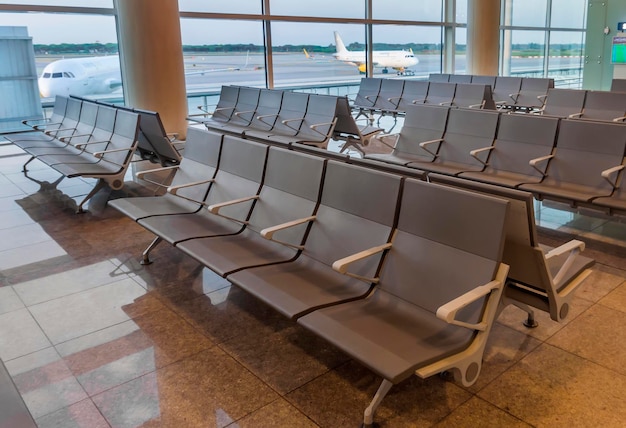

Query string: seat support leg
22 155 36 172
362 379 393 428
76 178 108 214
141 236 163 265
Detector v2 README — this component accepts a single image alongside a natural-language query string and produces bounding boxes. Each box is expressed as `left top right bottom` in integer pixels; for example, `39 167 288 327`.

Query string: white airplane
332 31 418 75
38 54 245 98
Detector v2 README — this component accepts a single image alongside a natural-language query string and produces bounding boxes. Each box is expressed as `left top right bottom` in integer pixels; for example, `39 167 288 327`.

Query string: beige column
115 0 187 138
467 0 501 75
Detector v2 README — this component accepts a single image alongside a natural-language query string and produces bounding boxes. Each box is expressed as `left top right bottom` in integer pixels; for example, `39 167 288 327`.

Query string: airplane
332 31 418 75
38 54 246 98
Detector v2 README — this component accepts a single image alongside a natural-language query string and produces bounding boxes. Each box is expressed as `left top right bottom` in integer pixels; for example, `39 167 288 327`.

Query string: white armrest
545 239 586 286
439 101 453 106
332 243 392 283
45 127 75 136
419 138 444 158
256 113 279 125
601 165 624 188
374 133 400 149
411 98 426 104
568 112 583 119
136 164 180 179
282 117 305 131
74 139 110 149
529 154 554 176
167 178 214 195
537 94 548 106
94 147 133 158
508 92 520 102
436 279 502 331
470 146 494 165
468 101 486 109
208 195 259 214
59 133 91 143
260 215 316 249
310 119 337 137
612 116 626 122
234 109 255 117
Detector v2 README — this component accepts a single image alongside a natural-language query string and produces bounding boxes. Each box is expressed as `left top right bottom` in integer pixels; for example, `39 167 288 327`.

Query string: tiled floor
1 140 626 427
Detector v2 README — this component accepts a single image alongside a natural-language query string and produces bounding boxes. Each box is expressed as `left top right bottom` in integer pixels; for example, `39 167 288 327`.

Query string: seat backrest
213 86 240 122
271 91 310 137
168 127 222 203
396 80 429 111
471 75 497 88
304 161 402 280
246 147 325 245
205 136 268 222
493 76 522 104
611 79 626 93
102 109 140 169
353 77 382 108
374 79 405 111
542 88 586 118
134 109 182 166
449 74 472 84
74 101 98 139
516 78 554 109
436 108 499 166
333 96 362 137
544 119 626 192
486 113 559 178
452 83 495 109
580 91 626 121
49 95 69 126
394 104 449 160
379 177 507 317
425 82 456 106
248 88 284 132
295 94 338 143
429 73 450 82
54 97 82 139
229 86 261 126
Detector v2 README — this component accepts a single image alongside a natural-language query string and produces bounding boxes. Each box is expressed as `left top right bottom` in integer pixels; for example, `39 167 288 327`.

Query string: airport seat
537 88 586 118
351 77 382 120
371 78 405 115
448 74 473 84
298 178 509 427
15 95 68 136
519 119 626 205
365 104 449 166
406 107 500 176
428 73 450 82
610 78 626 93
592 177 626 214
459 113 559 188
245 91 309 143
245 88 284 134
132 109 183 167
569 90 626 122
227 160 402 320
136 136 268 264
108 127 223 222
333 96 383 154
492 76 522 109
266 94 338 148
424 82 456 106
447 83 496 109
428 173 594 325
395 80 429 112
513 77 554 111
470 75 497 88
188 85 240 126
176 147 325 276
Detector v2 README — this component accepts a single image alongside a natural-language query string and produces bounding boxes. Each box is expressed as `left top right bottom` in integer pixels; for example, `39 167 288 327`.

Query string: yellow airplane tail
303 48 312 59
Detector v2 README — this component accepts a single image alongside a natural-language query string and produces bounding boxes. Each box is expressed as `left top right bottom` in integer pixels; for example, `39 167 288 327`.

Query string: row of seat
429 73 555 111
109 125 593 426
187 85 382 151
537 87 626 122
367 104 626 214
2 96 141 212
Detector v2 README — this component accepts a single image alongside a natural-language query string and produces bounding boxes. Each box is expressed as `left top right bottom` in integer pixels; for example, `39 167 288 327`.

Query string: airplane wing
184 67 240 76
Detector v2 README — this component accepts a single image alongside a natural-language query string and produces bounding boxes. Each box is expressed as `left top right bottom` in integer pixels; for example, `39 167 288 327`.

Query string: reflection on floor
1 140 626 427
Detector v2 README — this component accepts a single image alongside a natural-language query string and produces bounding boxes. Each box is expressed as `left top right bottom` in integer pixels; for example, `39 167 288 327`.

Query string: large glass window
508 0 548 27
372 0 443 22
0 0 112 7
551 0 586 29
270 0 363 19
178 0 261 14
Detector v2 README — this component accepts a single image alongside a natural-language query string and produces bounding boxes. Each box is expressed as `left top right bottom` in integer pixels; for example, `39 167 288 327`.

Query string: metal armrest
45 127 75 136
282 117 305 131
508 92 520 102
568 112 584 119
59 133 92 143
537 94 548 107
470 146 494 166
332 243 392 284
167 178 215 195
411 98 425 104
529 154 554 176
545 239 585 286
419 138 444 158
234 109 256 117
256 113 279 125
601 165 624 188
612 116 626 122
468 101 486 109
374 133 399 149
436 279 502 331
94 147 133 158
208 195 259 214
260 215 316 249
309 119 337 137
136 164 180 179
166 132 179 142
74 139 110 149
439 101 453 106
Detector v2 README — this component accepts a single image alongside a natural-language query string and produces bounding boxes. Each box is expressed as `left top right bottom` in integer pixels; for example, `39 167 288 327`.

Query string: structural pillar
467 0 501 75
115 0 187 138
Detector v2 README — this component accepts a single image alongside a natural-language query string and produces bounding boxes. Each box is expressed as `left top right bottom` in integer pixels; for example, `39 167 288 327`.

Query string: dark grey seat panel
460 113 559 187
138 136 268 244
281 94 337 146
515 78 554 110
228 161 402 319
424 82 456 106
449 74 472 84
451 83 495 109
408 108 499 175
134 109 182 166
373 79 405 113
611 78 626 92
108 128 223 221
246 88 284 132
298 178 508 384
353 77 382 112
396 80 429 111
519 119 626 202
247 91 309 140
575 90 626 121
470 75 496 87
540 88 586 118
493 76 522 107
428 73 450 82
176 147 326 275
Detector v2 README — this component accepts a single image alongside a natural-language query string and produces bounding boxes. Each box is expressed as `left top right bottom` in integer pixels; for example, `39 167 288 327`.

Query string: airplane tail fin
334 31 349 54
303 48 311 59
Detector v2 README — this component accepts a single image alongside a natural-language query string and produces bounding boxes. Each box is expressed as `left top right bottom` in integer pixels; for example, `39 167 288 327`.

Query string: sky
0 0 586 46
